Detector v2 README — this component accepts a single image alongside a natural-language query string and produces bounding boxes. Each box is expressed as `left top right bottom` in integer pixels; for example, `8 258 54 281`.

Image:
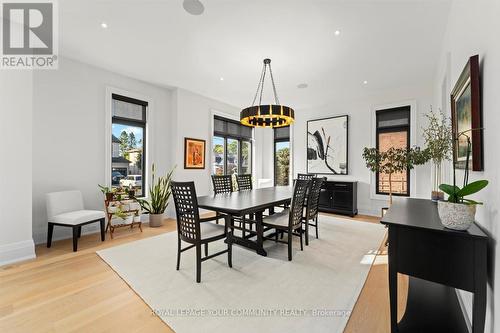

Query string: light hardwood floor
0 214 407 333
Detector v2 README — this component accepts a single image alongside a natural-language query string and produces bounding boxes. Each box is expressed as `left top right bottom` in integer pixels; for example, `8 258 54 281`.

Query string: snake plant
137 164 175 214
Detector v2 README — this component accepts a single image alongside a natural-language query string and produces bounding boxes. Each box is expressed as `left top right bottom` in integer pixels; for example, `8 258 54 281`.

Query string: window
111 94 147 196
375 106 410 196
212 116 252 176
274 126 290 186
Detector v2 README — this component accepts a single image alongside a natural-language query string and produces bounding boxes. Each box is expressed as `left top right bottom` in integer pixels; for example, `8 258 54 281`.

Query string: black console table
318 180 357 216
381 198 488 333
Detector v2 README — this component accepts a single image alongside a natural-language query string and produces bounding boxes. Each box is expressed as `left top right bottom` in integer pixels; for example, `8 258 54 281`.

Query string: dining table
197 186 294 256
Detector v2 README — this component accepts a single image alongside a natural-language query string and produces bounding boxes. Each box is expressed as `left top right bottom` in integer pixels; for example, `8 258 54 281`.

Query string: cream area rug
97 216 386 333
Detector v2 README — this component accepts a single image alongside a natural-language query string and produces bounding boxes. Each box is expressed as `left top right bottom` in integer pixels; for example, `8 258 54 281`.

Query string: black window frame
213 116 253 176
375 106 411 197
111 93 147 197
273 126 290 186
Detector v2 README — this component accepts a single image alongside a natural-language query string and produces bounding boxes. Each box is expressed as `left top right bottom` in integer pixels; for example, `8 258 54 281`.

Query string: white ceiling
60 0 451 109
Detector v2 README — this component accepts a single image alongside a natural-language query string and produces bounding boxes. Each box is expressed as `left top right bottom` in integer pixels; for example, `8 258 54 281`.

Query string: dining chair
211 175 233 193
262 178 310 261
235 174 255 236
303 177 326 245
171 181 232 283
297 173 314 181
236 174 252 191
211 174 233 224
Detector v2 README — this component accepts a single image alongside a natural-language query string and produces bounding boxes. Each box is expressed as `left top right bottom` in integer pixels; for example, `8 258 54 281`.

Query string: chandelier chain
251 63 266 106
268 62 280 105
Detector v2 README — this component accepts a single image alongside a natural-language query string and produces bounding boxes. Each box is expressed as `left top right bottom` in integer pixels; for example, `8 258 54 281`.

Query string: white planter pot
149 213 164 227
123 215 133 225
437 201 476 231
133 215 141 223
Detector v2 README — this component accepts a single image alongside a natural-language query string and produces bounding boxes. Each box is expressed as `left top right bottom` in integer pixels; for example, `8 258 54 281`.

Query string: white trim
105 86 154 196
0 239 36 266
369 100 418 201
455 289 473 333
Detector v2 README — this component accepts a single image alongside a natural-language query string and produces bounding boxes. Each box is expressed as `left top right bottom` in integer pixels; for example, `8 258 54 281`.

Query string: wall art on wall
184 138 206 169
451 55 482 171
307 115 348 175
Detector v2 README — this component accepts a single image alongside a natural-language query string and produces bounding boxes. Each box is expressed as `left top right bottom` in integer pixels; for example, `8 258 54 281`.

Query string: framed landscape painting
451 55 482 171
307 115 348 175
184 138 206 169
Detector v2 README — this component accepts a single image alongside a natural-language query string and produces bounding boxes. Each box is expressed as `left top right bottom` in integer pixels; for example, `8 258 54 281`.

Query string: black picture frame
450 55 483 171
306 115 349 175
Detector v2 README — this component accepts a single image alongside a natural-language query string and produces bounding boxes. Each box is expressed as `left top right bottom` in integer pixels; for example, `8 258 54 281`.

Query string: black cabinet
318 181 357 217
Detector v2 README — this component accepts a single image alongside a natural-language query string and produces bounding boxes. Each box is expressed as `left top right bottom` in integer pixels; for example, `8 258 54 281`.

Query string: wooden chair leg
72 227 79 252
315 215 319 239
299 229 304 251
305 219 310 246
176 236 181 270
196 244 202 283
227 241 232 268
47 223 54 248
100 219 106 241
287 230 293 261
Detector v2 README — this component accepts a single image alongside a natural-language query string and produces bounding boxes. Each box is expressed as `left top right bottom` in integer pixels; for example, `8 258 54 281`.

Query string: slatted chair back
171 181 201 243
306 177 326 220
288 179 310 229
211 175 233 194
297 173 314 181
236 174 253 191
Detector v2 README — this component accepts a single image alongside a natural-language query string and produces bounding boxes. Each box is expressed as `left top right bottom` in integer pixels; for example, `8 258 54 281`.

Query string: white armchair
46 190 106 251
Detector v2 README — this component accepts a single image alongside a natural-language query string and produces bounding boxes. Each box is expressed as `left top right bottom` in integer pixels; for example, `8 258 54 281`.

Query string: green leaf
439 184 460 196
456 180 488 197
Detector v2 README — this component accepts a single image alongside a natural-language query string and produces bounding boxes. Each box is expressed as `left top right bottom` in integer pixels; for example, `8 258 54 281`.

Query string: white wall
292 85 433 216
0 70 36 265
32 57 174 244
433 1 500 331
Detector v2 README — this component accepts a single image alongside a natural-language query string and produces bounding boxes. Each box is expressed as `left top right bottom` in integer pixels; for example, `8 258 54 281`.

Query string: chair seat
50 210 105 225
200 221 226 240
262 209 290 228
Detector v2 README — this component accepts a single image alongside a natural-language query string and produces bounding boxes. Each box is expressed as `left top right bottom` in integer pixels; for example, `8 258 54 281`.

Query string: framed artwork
307 115 348 175
184 138 206 169
451 55 482 171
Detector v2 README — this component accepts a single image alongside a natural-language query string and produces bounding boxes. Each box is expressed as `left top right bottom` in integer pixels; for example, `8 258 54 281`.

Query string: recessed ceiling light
363 80 368 85
220 77 224 81
101 22 108 29
334 30 341 36
297 83 308 89
183 0 205 15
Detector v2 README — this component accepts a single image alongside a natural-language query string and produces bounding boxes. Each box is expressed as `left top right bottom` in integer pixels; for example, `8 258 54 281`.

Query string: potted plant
113 206 133 225
137 164 175 227
437 128 488 230
362 146 429 206
422 108 453 201
437 180 488 230
98 184 114 201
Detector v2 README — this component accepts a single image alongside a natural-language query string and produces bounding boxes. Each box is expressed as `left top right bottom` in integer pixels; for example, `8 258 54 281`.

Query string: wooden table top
197 186 293 215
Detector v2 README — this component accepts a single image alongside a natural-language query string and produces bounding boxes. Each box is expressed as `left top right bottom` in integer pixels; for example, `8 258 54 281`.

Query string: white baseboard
0 239 36 266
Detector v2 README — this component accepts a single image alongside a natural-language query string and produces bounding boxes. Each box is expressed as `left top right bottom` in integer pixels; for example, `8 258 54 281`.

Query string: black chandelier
240 58 295 128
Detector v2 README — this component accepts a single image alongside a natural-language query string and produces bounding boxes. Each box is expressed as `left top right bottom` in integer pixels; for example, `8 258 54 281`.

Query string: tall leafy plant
137 164 175 215
422 109 453 195
362 147 429 205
